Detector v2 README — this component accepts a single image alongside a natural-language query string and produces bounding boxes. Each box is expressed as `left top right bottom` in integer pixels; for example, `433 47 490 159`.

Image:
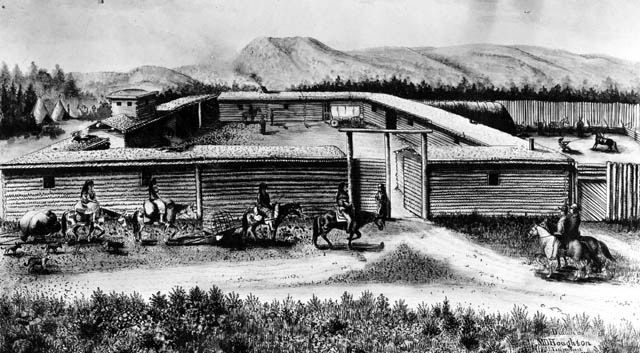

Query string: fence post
195 165 202 220
421 133 429 220
384 132 392 217
606 161 611 221
346 132 354 206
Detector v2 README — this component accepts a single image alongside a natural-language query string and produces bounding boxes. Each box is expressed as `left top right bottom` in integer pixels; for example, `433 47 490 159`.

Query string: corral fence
576 162 640 222
498 100 640 141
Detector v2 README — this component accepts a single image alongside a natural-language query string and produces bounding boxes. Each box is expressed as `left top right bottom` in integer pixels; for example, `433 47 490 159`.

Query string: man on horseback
75 180 100 223
566 203 581 241
336 182 354 232
554 204 571 257
148 178 169 224
255 182 275 221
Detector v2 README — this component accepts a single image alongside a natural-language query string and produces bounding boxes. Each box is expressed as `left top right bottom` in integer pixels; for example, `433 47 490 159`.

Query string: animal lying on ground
42 242 63 254
3 243 22 255
24 256 51 273
592 132 619 152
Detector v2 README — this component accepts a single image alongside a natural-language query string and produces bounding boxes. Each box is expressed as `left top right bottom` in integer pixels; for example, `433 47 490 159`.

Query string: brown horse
529 224 599 280
592 132 619 152
312 210 383 250
118 201 189 241
241 202 304 241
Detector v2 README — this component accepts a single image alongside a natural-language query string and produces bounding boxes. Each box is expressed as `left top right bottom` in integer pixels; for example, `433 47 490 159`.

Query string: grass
328 243 458 284
0 217 319 277
431 213 555 261
0 285 637 353
433 213 640 284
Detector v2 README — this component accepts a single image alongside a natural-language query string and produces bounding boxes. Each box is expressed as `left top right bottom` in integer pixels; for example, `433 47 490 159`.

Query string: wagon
165 210 241 246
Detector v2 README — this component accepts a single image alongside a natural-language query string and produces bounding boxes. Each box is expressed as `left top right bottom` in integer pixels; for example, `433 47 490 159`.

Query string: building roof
399 145 572 165
100 112 171 134
156 94 218 111
218 91 361 102
106 89 158 100
219 91 527 147
0 145 346 169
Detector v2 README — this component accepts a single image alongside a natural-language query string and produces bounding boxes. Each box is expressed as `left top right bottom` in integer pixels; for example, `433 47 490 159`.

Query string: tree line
293 76 640 104
0 61 81 139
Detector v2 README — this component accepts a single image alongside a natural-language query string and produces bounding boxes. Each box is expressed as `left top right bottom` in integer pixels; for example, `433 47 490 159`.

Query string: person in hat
336 182 353 232
255 182 274 220
554 204 570 244
375 183 388 221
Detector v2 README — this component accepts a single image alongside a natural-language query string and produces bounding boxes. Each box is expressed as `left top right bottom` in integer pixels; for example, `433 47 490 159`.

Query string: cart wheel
330 119 339 128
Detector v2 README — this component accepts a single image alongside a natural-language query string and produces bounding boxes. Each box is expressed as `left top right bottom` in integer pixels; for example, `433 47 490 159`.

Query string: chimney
528 138 535 150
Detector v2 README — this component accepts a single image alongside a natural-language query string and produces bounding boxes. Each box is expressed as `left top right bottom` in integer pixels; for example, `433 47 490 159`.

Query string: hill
223 37 640 91
73 65 199 97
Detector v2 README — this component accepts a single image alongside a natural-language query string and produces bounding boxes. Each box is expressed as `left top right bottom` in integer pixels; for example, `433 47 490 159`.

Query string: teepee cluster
31 97 70 125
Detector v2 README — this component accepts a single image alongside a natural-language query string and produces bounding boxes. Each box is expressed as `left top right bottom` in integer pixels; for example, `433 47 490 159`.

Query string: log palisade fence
607 162 640 222
498 101 640 140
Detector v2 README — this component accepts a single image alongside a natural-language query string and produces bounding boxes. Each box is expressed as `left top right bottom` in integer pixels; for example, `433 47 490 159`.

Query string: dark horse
119 201 190 241
313 210 384 250
529 223 600 280
592 132 619 152
19 210 62 242
241 202 304 241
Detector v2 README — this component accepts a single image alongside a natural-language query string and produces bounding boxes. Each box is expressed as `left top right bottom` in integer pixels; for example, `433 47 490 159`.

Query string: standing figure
576 117 585 137
375 184 388 220
336 182 353 232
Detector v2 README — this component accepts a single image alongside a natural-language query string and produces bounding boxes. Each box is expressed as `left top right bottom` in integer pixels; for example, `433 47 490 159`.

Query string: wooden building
98 92 217 148
218 92 527 149
399 145 574 217
0 145 346 221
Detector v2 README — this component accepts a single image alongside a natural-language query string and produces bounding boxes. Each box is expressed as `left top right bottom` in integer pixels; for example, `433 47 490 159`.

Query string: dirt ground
534 133 640 164
2 219 640 330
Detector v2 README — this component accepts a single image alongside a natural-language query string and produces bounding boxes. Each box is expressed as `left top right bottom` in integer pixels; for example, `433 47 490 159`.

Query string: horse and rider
312 182 386 249
62 180 106 241
242 182 303 241
532 201 615 278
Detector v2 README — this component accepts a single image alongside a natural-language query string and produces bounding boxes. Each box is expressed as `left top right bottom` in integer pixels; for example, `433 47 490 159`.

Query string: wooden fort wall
218 101 324 122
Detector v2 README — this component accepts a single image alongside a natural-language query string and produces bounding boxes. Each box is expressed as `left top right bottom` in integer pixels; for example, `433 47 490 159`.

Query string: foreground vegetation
1 285 638 353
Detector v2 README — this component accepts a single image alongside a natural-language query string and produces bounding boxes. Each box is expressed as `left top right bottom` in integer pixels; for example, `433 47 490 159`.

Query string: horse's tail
241 210 249 230
312 216 320 245
598 240 616 262
61 211 68 236
131 210 141 236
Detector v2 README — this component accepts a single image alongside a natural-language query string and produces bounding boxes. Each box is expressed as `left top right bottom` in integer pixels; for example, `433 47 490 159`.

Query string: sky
0 0 639 73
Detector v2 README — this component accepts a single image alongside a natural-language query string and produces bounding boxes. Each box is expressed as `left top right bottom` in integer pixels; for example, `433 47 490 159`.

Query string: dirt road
5 219 639 328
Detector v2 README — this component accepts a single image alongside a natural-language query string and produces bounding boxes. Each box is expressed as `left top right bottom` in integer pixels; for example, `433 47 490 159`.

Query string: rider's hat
558 205 568 212
570 203 580 211
259 182 268 190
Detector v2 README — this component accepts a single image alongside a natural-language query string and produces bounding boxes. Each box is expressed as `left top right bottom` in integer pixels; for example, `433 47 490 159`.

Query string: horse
241 106 262 123
529 223 599 280
19 210 63 242
118 200 189 241
241 202 304 241
592 132 619 152
24 256 52 274
61 202 105 243
577 235 616 273
312 209 384 250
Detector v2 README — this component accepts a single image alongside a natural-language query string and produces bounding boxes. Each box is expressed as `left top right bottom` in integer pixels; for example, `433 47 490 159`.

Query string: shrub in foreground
0 286 638 352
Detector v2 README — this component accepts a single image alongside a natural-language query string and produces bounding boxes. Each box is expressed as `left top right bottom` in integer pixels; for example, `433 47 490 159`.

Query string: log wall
201 161 347 219
218 102 324 122
1 168 197 220
607 162 640 221
428 165 570 216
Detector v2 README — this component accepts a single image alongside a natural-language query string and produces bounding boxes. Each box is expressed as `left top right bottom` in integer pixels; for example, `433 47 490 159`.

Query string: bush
0 286 637 352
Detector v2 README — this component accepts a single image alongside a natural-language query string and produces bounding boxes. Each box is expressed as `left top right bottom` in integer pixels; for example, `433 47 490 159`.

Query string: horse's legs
321 229 333 249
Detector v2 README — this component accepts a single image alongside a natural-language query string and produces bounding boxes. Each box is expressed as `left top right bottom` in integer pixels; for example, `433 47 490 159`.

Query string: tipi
51 99 70 122
32 97 52 125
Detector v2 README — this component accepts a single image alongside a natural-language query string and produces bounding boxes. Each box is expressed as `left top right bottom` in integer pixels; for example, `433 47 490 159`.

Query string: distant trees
293 76 640 104
0 61 83 139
